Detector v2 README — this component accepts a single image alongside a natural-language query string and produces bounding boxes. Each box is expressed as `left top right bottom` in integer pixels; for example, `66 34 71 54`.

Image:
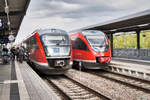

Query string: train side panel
71 33 95 62
27 33 47 65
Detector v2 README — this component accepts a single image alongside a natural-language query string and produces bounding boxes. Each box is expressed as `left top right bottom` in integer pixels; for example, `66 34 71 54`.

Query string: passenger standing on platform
2 47 8 54
18 46 25 63
16 47 20 61
2 46 9 64
23 47 29 61
10 47 16 61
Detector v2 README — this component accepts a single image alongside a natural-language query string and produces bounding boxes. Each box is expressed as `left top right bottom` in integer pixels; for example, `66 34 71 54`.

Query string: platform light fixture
110 29 117 32
137 24 149 27
7 21 10 26
4 6 9 14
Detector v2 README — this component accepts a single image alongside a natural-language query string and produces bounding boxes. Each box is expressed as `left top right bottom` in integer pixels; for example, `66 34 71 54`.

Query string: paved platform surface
0 60 60 100
112 57 150 65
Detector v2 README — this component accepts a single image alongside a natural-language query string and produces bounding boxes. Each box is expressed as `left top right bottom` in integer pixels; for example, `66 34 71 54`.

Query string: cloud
28 0 83 18
27 0 150 20
47 0 81 10
16 0 150 43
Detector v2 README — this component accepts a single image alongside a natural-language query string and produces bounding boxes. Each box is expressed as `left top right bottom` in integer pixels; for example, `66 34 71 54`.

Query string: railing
113 48 150 60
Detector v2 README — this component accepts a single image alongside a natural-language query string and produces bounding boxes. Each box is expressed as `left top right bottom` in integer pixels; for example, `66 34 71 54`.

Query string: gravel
49 77 102 100
65 69 150 100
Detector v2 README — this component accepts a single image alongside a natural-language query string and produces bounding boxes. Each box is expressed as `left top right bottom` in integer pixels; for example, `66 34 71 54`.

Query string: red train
70 30 111 69
22 28 72 75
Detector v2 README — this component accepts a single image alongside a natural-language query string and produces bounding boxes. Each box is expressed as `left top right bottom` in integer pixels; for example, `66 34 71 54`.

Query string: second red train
70 30 111 69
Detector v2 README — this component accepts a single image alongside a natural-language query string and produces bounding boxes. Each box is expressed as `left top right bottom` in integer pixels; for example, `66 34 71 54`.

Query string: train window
25 40 29 49
86 35 106 46
32 36 38 49
72 37 89 51
85 35 109 52
27 40 30 49
41 35 69 45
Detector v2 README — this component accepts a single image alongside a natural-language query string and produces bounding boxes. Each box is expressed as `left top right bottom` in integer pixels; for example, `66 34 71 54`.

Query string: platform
0 60 60 100
109 57 150 80
112 57 150 65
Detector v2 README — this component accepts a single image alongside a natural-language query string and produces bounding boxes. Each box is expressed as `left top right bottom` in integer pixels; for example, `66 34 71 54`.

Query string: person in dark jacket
10 47 16 60
18 46 25 63
16 47 20 61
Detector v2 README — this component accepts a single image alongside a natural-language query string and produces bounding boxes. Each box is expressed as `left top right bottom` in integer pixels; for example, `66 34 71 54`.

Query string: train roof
80 30 105 36
34 28 68 36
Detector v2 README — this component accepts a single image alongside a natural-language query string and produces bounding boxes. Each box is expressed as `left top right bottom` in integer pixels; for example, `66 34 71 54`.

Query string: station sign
0 19 4 30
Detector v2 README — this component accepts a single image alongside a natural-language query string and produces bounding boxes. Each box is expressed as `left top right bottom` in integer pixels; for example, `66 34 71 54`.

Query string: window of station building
113 32 137 49
140 30 150 49
72 37 89 51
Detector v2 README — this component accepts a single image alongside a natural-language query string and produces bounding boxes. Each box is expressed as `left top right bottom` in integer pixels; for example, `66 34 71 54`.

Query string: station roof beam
71 9 150 34
0 0 31 41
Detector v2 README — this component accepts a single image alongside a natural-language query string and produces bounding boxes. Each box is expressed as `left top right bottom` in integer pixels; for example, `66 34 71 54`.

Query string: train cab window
41 35 69 46
86 35 106 46
85 35 109 52
72 37 89 51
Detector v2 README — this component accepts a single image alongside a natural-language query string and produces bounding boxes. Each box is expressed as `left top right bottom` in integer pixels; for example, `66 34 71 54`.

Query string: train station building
0 0 150 100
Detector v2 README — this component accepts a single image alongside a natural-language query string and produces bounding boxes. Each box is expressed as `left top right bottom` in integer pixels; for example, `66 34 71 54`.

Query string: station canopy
71 9 150 34
0 0 30 42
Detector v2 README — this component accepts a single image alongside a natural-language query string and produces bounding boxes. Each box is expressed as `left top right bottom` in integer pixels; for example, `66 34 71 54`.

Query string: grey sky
15 0 150 43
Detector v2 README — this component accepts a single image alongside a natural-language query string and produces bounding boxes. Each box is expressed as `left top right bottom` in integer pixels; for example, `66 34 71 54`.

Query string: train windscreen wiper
99 45 105 47
56 39 65 45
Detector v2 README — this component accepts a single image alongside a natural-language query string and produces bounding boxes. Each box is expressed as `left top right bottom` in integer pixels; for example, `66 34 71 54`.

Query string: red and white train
70 30 111 69
22 28 72 75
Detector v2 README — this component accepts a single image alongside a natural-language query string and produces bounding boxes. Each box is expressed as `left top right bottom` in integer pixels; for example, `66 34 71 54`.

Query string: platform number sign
0 19 3 29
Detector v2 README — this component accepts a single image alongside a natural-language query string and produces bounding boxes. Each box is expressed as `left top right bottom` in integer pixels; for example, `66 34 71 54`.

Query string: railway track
45 75 111 100
88 70 150 93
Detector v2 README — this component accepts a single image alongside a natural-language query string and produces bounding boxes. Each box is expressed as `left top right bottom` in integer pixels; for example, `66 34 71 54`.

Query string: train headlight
69 61 73 65
47 52 51 56
93 47 99 52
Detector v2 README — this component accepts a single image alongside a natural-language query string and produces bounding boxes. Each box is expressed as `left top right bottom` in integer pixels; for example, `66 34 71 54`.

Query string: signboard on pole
8 35 15 41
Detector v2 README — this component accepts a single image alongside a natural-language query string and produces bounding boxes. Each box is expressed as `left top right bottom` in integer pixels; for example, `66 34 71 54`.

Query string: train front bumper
83 61 108 69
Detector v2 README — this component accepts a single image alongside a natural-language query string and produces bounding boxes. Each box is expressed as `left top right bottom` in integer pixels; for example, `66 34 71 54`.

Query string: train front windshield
41 35 70 57
84 31 109 52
